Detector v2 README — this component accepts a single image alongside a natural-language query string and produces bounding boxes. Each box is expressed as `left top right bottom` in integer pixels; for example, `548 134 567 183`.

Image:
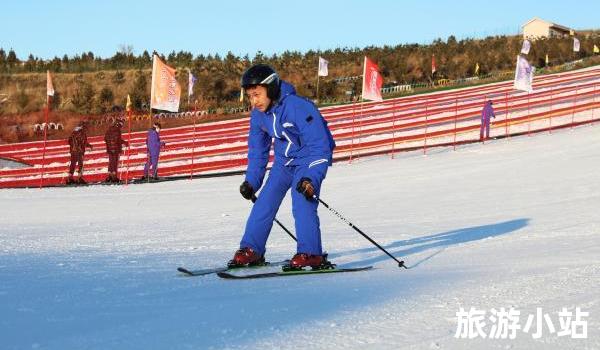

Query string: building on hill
522 17 574 39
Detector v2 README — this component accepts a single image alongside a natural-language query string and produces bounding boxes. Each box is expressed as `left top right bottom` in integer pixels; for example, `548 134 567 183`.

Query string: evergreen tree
129 70 149 110
72 82 96 114
16 89 29 112
0 48 6 72
7 49 18 71
97 87 114 113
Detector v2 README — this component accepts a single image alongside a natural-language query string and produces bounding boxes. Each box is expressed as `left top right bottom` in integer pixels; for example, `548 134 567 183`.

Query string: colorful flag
573 38 580 52
318 56 329 77
594 45 599 54
431 54 436 74
514 55 534 93
520 40 531 55
151 54 181 112
46 70 54 97
126 94 132 112
362 56 383 102
188 70 197 98
475 62 480 75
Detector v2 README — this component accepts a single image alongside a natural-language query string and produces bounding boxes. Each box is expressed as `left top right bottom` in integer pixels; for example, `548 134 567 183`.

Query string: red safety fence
1 67 599 189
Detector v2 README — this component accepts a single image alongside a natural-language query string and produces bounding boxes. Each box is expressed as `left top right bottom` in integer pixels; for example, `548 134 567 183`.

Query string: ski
217 265 373 279
177 266 227 276
177 260 289 277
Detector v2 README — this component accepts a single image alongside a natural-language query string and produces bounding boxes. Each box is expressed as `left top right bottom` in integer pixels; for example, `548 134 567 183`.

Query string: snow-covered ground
1 123 599 349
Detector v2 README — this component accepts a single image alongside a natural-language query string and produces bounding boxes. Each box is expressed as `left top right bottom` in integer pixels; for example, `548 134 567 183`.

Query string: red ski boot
227 247 265 268
285 253 333 271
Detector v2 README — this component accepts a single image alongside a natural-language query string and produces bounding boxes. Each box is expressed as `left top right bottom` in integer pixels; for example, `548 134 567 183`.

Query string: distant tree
97 87 114 113
62 54 70 70
118 44 134 56
129 70 149 110
447 35 457 46
0 48 6 72
16 89 29 112
51 91 62 110
24 54 37 72
139 50 151 69
7 49 18 70
72 82 96 114
113 71 125 85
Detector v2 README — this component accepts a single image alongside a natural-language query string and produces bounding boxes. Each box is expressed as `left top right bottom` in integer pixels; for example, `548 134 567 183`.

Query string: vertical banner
151 54 181 112
46 70 55 97
475 62 480 75
361 56 383 102
573 38 580 52
125 94 132 185
40 71 54 188
188 70 197 104
316 56 328 102
520 40 531 55
431 54 436 75
513 55 534 93
318 56 329 77
360 56 383 160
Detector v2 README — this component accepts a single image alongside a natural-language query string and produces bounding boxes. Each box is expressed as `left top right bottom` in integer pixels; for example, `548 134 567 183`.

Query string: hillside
1 33 599 144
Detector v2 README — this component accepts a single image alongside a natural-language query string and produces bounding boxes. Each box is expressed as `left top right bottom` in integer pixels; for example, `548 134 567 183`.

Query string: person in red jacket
67 121 93 185
103 119 129 183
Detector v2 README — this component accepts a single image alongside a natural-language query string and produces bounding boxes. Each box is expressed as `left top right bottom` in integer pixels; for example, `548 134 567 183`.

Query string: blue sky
1 0 598 60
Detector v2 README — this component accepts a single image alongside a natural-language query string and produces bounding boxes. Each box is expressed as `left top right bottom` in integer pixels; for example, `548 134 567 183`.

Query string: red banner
362 56 383 102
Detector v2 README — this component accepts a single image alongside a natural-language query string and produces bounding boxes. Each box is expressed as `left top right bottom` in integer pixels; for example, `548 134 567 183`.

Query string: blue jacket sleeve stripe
309 158 328 168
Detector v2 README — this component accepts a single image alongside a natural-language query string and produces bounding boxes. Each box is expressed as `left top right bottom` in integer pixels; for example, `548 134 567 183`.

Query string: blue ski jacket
245 81 335 192
146 128 163 156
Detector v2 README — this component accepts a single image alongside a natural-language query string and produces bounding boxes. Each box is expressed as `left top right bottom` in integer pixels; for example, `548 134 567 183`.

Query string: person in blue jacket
229 64 336 269
142 121 165 180
480 100 496 141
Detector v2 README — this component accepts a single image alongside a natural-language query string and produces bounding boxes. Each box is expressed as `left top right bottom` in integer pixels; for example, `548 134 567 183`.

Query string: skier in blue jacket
480 100 495 141
142 121 165 180
229 64 336 269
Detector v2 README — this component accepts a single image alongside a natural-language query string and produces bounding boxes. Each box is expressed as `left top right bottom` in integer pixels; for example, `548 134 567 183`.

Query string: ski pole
252 195 297 242
315 195 406 269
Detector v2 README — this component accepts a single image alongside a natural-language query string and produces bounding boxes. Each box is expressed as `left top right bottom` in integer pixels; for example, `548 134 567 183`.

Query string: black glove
296 177 315 200
239 180 254 200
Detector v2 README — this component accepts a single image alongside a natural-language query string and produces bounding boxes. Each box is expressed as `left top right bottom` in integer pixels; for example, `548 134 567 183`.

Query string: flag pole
423 100 428 154
148 53 156 182
453 97 458 150
350 98 355 164
125 107 131 185
505 91 509 139
549 86 553 133
316 74 320 104
39 95 50 189
190 101 196 180
391 98 396 159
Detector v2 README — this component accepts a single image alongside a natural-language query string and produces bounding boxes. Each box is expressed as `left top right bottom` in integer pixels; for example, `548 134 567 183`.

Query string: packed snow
1 122 599 349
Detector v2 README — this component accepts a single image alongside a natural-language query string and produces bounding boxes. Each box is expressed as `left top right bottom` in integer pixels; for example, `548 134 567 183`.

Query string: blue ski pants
480 117 491 140
144 153 159 177
240 163 328 256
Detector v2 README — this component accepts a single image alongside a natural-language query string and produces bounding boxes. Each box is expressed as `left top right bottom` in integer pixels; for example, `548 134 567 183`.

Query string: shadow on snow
329 218 529 268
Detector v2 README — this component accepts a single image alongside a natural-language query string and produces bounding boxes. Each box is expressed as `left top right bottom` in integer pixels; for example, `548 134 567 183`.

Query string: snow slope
1 123 599 349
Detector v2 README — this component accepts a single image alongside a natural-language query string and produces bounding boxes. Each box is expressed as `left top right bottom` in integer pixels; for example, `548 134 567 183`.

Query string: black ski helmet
241 64 281 100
